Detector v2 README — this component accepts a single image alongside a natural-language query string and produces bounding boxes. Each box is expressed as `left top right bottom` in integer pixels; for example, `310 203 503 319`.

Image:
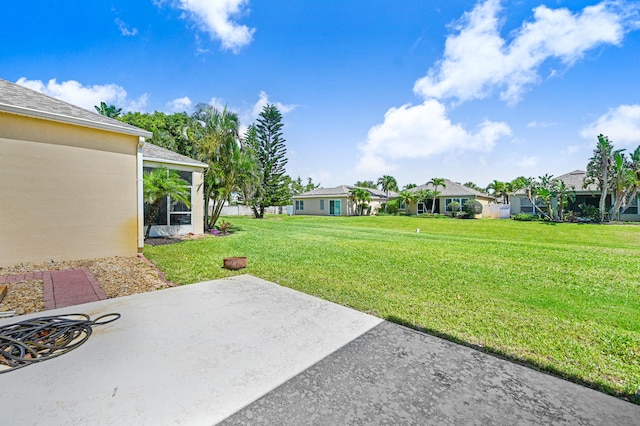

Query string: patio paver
0 268 106 310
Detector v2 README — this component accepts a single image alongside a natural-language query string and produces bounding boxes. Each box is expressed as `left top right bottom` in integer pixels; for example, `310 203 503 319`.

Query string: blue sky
2 0 640 188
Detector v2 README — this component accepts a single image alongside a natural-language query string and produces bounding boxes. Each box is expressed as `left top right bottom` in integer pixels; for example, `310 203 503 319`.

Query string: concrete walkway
0 268 106 310
0 275 638 425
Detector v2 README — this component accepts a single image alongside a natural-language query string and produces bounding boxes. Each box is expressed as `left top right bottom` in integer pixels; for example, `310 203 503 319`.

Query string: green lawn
144 215 640 401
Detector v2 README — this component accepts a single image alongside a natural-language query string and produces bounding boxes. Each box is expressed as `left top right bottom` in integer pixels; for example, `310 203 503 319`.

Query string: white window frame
295 200 304 211
144 167 193 226
444 198 468 212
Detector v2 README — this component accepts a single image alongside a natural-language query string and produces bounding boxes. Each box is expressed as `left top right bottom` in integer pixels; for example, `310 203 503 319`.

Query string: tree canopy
95 101 122 118
120 111 194 158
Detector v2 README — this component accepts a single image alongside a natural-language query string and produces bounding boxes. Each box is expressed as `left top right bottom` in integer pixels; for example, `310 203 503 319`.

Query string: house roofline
143 156 208 169
0 103 153 138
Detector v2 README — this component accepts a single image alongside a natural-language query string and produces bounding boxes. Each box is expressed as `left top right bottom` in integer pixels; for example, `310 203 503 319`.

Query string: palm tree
622 146 640 215
585 134 614 222
609 150 636 220
555 180 576 221
397 190 416 213
349 187 372 215
486 180 509 203
94 101 122 118
354 180 377 189
377 175 398 211
190 103 241 228
427 177 446 214
413 189 432 214
463 181 486 193
143 167 191 239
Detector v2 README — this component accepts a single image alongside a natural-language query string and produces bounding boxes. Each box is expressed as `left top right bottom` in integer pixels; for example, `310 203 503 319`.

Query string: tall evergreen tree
250 104 289 218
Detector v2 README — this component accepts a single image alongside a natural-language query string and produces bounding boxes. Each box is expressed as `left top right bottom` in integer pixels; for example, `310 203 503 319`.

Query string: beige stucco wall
294 197 349 216
0 112 140 267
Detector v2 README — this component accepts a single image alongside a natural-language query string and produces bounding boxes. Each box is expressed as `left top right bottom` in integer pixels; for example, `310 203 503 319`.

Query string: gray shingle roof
142 143 207 168
0 78 152 138
409 179 493 198
512 170 599 195
295 185 394 199
555 170 598 192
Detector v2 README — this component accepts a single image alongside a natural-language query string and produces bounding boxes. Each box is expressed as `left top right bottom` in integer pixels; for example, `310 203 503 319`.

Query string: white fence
487 204 511 219
217 205 292 216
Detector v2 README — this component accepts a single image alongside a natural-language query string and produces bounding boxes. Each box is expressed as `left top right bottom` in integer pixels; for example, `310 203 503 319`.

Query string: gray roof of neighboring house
0 77 152 138
555 170 599 192
295 185 395 199
513 170 599 195
409 179 494 199
142 143 207 168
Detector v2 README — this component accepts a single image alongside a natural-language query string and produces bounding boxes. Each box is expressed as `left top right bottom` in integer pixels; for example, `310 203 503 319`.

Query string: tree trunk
599 165 608 222
527 189 551 221
144 202 161 239
621 188 638 214
611 189 630 221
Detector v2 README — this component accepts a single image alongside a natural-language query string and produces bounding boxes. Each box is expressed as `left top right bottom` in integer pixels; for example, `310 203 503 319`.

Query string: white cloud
357 99 511 174
580 104 640 147
251 91 296 118
562 144 583 155
208 96 229 112
516 156 539 168
16 77 148 112
115 17 138 36
414 0 631 104
527 120 557 128
167 96 192 112
176 0 255 53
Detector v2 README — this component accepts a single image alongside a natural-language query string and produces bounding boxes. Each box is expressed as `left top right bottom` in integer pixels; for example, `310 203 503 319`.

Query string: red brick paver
1 268 107 310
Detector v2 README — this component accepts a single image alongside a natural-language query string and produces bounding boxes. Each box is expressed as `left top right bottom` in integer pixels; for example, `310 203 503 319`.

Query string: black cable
0 313 120 373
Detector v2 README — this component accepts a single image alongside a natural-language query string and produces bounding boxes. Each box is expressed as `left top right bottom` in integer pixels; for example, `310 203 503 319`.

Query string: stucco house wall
0 77 152 267
293 185 391 216
0 112 142 266
293 196 350 216
407 179 494 217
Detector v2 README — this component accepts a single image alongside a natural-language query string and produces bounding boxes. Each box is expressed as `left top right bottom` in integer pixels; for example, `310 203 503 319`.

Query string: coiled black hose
0 313 120 373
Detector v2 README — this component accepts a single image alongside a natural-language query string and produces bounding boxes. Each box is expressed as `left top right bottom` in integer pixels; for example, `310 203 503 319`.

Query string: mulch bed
0 256 171 315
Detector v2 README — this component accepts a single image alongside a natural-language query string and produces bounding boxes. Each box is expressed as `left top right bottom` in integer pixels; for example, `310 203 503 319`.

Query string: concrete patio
1 275 638 425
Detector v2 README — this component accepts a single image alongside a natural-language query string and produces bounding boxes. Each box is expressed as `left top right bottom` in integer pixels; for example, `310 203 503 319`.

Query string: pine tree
251 104 289 218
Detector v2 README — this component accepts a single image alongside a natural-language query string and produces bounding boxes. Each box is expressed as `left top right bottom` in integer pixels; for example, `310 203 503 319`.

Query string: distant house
292 185 394 216
510 170 640 221
407 179 494 216
142 144 207 237
0 78 151 266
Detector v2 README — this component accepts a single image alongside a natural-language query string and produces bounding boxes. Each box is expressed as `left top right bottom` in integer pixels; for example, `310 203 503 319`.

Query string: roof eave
143 156 208 169
0 103 153 138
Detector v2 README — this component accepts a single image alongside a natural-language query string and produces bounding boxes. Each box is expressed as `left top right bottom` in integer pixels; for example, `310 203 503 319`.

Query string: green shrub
579 204 600 222
513 213 539 221
380 200 399 215
216 220 234 234
463 200 483 216
447 201 460 216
